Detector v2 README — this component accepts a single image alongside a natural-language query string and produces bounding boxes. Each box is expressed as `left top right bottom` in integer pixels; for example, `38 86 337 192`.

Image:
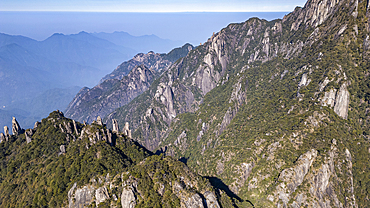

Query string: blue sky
0 0 307 12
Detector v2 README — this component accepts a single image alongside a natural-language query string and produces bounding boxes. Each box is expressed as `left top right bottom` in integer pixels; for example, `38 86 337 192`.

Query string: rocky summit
1 0 370 207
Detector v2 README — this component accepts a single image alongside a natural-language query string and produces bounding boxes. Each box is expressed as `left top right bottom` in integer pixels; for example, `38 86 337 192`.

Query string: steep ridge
65 44 194 124
0 111 229 207
105 0 370 207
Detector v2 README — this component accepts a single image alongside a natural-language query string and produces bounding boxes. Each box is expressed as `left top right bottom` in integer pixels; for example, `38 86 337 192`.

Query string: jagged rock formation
112 119 120 133
101 43 194 82
0 133 4 143
11 117 23 135
123 122 131 138
65 44 194 124
3 126 10 140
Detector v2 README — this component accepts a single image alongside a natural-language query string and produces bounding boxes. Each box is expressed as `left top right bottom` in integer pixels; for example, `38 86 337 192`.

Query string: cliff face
65 65 157 123
65 44 194 123
105 0 370 207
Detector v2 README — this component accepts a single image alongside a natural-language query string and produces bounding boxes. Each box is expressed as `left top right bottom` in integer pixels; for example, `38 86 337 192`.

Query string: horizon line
0 10 293 13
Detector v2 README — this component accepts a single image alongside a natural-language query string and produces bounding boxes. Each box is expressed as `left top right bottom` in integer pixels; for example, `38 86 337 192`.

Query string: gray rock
95 186 109 205
34 121 40 129
60 145 66 154
25 130 32 144
334 82 349 119
123 122 132 138
321 89 336 107
4 126 10 140
121 186 136 208
68 183 95 208
182 193 204 208
72 120 79 135
204 191 221 208
112 119 120 133
12 117 23 135
0 133 4 143
64 121 73 134
97 116 103 126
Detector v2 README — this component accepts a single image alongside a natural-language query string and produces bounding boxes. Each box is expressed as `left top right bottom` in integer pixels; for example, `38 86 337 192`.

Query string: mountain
0 31 185 131
0 111 231 207
101 0 370 207
65 43 194 124
92 31 184 53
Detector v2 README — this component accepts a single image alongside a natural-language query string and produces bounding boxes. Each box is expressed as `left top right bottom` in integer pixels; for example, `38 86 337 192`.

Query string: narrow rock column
112 119 120 133
97 116 103 126
0 133 4 143
73 120 79 135
4 126 10 141
123 122 132 138
12 117 23 135
25 130 32 144
334 82 350 119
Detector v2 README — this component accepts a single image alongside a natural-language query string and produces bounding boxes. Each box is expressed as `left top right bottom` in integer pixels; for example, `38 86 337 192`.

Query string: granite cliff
65 44 194 124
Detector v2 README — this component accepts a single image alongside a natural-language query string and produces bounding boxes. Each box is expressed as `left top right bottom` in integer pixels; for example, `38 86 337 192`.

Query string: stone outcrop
275 149 318 205
0 133 4 143
95 187 109 205
11 117 23 135
334 82 349 119
123 122 132 138
121 185 137 208
68 183 95 208
25 130 32 144
96 116 103 126
65 44 194 124
321 89 336 107
4 126 10 140
112 119 120 133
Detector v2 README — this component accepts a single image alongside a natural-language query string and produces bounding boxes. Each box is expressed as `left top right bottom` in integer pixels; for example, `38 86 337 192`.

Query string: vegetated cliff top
0 111 230 207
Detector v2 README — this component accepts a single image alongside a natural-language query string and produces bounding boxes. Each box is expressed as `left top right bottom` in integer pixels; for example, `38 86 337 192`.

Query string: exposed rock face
287 0 340 31
123 122 131 138
321 89 336 107
65 44 194 124
4 126 10 140
334 82 349 119
112 119 120 133
60 145 66 154
121 185 137 208
0 133 4 143
34 121 40 129
65 65 158 124
101 43 194 82
204 191 221 208
68 183 95 208
275 149 317 205
25 130 32 144
95 186 109 205
11 117 23 135
96 116 103 126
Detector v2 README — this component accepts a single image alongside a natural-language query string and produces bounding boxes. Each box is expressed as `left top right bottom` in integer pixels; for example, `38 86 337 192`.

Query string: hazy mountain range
0 31 183 131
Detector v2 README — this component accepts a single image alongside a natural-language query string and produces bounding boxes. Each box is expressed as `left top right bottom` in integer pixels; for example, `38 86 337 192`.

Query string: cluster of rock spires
0 117 24 143
0 111 132 148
